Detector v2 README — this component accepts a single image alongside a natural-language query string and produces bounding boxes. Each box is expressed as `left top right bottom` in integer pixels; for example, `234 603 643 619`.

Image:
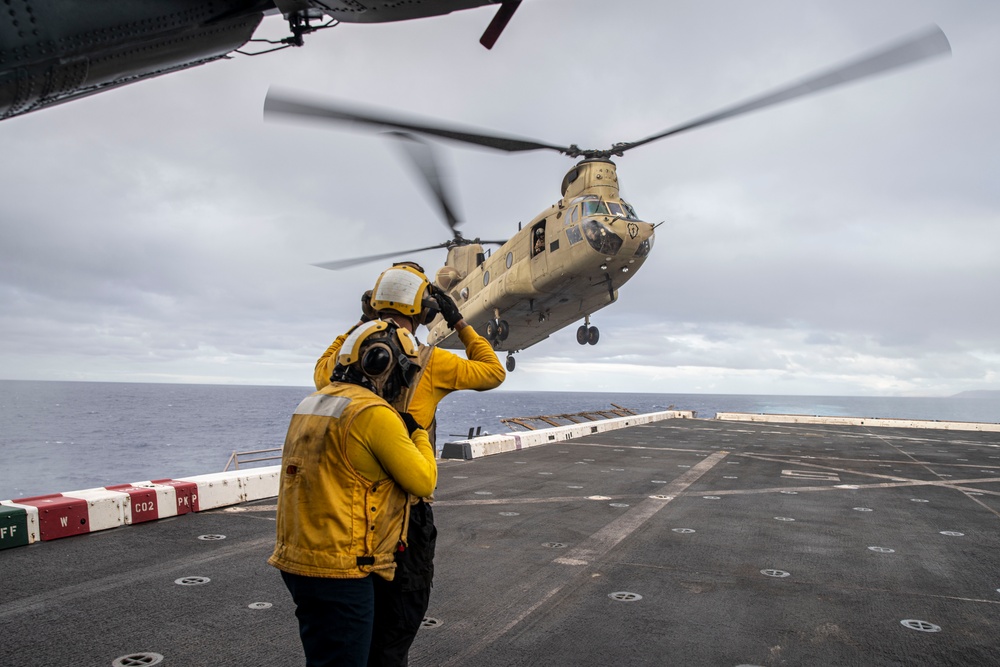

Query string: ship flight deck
2 414 999 666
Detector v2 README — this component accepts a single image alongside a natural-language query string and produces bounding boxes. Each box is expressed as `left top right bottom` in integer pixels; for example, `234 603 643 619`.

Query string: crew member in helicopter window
532 226 545 256
313 262 505 667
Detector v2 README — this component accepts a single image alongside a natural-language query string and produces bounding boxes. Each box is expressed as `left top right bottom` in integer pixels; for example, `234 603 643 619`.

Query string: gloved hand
401 412 424 436
360 290 376 323
433 289 463 329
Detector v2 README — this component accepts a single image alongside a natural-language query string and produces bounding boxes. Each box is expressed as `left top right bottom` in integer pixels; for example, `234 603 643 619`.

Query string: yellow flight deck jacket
313 324 505 433
268 382 437 580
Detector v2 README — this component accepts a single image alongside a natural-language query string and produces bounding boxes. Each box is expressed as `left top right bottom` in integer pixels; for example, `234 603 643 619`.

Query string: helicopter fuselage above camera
426 159 655 353
0 0 516 121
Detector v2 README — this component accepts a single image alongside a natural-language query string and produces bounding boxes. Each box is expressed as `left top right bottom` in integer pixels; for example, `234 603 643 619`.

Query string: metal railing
500 404 644 431
223 447 282 472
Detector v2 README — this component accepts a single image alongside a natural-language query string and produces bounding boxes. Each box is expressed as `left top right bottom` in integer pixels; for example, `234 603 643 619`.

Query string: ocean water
1 380 998 500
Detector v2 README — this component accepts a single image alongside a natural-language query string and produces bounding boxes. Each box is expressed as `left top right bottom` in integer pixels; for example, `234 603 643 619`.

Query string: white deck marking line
433 451 730 667
0 535 275 619
435 496 630 507
962 492 1000 520
700 478 1000 497
863 427 965 483
738 452 1000 496
744 453 993 486
746 422 997 448
616 561 1000 605
553 450 729 567
744 453 1000 469
566 442 711 454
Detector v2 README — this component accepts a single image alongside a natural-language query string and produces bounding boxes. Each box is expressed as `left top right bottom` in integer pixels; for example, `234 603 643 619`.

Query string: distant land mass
952 390 1000 398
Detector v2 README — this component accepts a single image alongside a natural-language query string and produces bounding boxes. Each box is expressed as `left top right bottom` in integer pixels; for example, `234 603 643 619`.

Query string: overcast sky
1 0 997 396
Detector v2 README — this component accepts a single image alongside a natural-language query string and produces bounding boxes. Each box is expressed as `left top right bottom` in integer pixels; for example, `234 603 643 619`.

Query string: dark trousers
281 570 375 667
367 501 437 667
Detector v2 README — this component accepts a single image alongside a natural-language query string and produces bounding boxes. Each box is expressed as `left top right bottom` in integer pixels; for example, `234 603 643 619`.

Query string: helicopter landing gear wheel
506 353 516 372
578 314 599 345
486 317 509 344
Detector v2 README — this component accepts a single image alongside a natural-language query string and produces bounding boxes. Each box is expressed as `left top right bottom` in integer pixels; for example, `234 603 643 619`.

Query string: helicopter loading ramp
2 414 999 666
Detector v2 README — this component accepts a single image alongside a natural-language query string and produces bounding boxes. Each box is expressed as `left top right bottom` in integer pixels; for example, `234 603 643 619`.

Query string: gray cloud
1 0 998 396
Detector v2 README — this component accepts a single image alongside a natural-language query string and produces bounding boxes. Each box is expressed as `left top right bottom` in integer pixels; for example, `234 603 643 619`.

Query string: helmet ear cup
360 344 393 378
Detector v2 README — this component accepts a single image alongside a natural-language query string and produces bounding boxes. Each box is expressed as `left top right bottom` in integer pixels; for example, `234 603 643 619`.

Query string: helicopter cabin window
483 270 490 286
566 225 583 246
505 251 513 269
531 222 545 257
567 206 580 226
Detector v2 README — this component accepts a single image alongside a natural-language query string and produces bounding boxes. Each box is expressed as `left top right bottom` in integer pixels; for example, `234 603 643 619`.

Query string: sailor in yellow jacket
313 263 505 667
271 319 437 667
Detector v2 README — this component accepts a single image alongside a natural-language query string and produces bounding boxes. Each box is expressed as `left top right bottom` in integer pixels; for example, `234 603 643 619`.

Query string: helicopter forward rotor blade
312 242 450 271
264 89 574 155
617 25 951 155
388 132 462 234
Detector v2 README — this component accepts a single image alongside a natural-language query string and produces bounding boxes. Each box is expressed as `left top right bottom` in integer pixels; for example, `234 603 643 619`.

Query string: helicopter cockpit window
581 199 610 217
634 234 654 258
621 199 640 220
606 202 625 218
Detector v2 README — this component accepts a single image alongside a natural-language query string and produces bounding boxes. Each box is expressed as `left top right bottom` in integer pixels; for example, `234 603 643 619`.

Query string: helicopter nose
612 218 653 246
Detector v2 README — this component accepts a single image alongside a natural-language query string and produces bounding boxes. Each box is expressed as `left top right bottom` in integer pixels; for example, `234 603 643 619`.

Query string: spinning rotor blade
616 26 951 155
312 242 450 271
264 89 573 155
388 132 462 234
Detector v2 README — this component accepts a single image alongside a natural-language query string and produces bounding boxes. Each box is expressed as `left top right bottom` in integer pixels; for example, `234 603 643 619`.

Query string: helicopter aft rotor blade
616 25 951 155
387 131 462 235
312 242 451 271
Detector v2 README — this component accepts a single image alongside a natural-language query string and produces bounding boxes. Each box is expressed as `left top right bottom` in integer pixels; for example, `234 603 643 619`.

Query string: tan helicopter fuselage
425 159 655 352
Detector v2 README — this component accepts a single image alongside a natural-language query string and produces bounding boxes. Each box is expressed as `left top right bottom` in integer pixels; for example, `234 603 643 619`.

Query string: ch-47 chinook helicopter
265 26 949 372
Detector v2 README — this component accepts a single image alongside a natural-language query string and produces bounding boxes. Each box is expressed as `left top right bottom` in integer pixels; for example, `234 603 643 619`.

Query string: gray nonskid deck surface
3 419 999 666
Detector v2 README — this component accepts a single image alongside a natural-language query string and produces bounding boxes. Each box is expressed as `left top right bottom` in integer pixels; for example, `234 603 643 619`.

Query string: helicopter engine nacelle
436 266 461 290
